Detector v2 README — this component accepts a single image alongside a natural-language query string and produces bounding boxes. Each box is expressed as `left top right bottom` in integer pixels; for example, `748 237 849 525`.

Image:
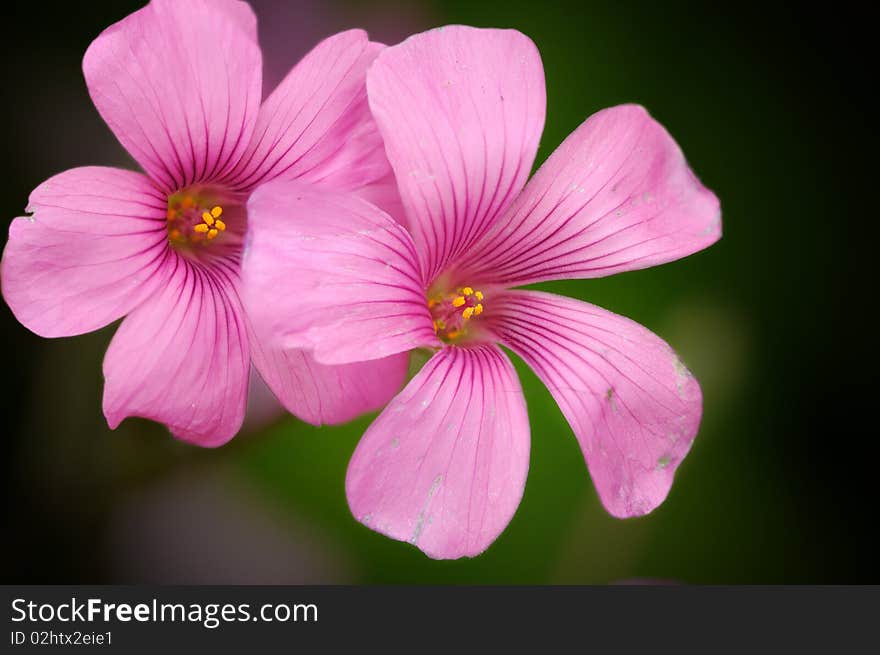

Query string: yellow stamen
428 283 486 342
207 228 219 240
215 219 226 232
210 206 223 218
193 223 209 233
202 211 215 226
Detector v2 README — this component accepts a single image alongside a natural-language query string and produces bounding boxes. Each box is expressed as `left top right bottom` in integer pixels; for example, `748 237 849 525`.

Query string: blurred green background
1 0 873 583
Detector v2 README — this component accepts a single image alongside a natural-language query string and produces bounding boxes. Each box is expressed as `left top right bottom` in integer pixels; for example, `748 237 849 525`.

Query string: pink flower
1 0 409 445
241 26 722 558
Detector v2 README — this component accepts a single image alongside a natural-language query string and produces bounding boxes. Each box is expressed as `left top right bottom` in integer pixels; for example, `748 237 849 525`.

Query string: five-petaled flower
241 26 722 558
1 0 409 445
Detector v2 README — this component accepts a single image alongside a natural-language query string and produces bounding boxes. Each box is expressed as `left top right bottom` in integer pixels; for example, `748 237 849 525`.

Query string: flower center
428 285 485 343
167 186 246 243
166 186 246 261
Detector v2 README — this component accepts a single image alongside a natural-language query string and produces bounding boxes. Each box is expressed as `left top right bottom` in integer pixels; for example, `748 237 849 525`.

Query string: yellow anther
193 223 209 233
201 211 215 226
215 219 226 232
428 283 486 342
211 206 223 218
207 228 219 240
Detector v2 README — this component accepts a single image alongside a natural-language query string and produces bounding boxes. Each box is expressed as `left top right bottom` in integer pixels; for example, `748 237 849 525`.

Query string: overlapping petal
83 0 263 192
351 170 408 227
241 180 438 365
103 259 249 447
230 30 389 192
346 345 530 559
1 167 171 337
367 25 546 282
490 290 702 517
249 335 408 426
458 105 721 286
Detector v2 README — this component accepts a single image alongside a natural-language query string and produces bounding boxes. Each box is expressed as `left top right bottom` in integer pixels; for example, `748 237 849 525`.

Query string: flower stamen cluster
166 191 227 245
428 285 485 342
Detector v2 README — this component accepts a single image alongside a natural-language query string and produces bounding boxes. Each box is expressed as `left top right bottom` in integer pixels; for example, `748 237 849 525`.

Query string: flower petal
461 105 721 286
490 290 702 517
241 180 438 365
83 0 262 192
367 25 546 283
103 261 249 447
211 0 259 41
230 30 390 192
1 167 171 337
249 337 408 426
346 345 530 559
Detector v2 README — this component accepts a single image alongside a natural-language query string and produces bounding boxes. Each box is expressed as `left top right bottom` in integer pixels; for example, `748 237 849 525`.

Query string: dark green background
2 0 873 583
